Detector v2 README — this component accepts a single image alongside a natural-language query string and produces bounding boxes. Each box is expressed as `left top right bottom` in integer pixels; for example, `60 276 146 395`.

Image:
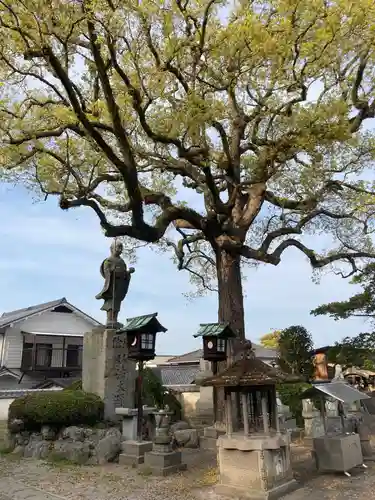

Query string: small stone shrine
142 407 187 475
201 344 299 499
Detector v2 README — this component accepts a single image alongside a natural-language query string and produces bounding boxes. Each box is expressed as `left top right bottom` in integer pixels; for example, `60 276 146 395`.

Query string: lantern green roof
120 313 167 333
193 323 236 338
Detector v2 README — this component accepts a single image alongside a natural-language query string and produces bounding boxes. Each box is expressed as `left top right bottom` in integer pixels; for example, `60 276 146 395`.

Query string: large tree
1 0 375 339
278 325 314 377
311 262 375 326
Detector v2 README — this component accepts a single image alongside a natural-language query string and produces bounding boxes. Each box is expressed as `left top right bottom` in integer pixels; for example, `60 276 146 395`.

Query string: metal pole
212 361 218 424
137 360 144 442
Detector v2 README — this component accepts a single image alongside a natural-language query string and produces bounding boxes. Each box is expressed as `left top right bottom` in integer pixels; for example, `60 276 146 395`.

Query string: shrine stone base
142 447 187 476
119 440 153 466
216 433 297 499
82 328 136 421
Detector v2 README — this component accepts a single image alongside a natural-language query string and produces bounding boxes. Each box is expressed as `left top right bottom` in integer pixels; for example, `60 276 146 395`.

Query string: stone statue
96 240 135 328
333 363 344 381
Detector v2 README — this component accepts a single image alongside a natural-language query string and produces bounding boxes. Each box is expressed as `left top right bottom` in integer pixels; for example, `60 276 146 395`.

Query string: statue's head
110 239 123 257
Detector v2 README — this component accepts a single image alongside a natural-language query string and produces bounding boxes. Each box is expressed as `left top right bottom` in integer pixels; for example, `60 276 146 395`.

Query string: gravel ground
0 446 374 500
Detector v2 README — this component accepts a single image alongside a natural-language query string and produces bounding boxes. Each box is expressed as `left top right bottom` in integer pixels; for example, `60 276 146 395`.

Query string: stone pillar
83 327 136 421
302 399 324 438
195 358 215 425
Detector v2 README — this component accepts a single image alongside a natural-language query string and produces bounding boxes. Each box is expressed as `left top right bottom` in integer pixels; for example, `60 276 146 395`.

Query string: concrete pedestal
143 444 187 476
115 407 156 441
82 328 136 421
312 434 363 473
119 440 153 466
358 423 375 461
216 433 297 499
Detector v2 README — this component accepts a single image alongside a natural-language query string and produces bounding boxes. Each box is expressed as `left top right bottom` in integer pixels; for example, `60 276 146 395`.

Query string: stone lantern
193 322 236 362
201 344 300 499
123 313 167 362
116 313 167 466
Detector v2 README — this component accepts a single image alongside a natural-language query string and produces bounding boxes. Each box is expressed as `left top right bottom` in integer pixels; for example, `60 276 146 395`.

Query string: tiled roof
167 349 202 364
0 388 61 399
201 351 301 387
121 313 167 333
152 365 200 386
34 377 81 389
167 343 277 364
252 344 278 359
0 298 101 329
194 323 236 338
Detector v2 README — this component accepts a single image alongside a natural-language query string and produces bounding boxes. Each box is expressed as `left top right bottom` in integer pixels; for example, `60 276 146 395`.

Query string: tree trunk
214 249 245 429
216 250 245 339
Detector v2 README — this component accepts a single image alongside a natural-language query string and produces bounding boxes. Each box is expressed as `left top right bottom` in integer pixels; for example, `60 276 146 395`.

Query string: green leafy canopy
1 0 375 295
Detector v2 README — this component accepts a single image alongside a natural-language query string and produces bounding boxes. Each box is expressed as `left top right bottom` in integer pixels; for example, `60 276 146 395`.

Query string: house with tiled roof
0 298 102 417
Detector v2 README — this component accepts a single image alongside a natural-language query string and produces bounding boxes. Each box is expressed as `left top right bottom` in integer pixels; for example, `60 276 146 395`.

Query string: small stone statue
334 364 344 381
95 240 135 328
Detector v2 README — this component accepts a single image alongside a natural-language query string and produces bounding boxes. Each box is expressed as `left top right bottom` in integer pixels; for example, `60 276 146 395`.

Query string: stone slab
144 450 182 468
215 479 298 500
119 440 153 466
141 462 187 476
0 478 67 500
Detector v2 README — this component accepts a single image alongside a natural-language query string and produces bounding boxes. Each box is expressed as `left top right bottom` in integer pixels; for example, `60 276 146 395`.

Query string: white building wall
3 327 23 369
0 398 14 420
3 311 95 370
20 311 95 336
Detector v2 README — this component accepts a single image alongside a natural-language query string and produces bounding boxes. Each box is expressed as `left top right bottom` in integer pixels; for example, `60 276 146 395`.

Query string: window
217 339 226 352
36 344 52 367
66 345 81 367
141 333 154 350
21 342 34 370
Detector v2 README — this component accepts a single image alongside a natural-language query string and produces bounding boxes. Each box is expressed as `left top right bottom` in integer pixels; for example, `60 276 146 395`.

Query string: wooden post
62 336 66 369
241 392 249 436
273 386 280 432
31 334 37 370
320 396 327 434
225 390 233 437
261 396 270 434
137 360 144 442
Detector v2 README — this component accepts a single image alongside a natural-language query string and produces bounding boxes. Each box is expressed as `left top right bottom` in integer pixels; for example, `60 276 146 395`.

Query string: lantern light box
193 322 236 362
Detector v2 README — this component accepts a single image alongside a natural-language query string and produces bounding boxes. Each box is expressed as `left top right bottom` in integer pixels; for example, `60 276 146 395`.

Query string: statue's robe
95 256 131 313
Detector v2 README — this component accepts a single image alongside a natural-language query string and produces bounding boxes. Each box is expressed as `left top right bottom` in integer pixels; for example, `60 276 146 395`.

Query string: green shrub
277 382 310 426
8 390 104 431
142 368 182 421
63 380 82 391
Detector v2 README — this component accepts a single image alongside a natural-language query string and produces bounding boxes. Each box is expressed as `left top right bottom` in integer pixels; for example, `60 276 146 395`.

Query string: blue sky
0 182 369 355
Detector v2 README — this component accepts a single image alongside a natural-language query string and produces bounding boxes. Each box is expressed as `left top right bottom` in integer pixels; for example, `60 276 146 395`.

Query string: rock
173 428 199 448
170 421 191 433
24 437 51 459
8 418 24 434
53 440 90 464
60 426 85 442
12 445 25 455
95 428 121 465
41 426 56 441
14 432 30 446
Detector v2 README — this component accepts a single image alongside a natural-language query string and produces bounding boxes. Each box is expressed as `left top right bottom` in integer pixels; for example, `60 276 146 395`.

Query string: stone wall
6 425 122 465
